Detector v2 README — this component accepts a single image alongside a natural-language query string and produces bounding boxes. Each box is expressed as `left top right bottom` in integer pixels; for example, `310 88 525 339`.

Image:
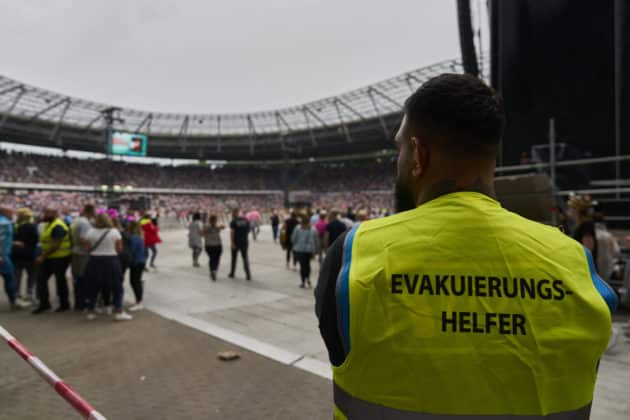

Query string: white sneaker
94 306 104 315
86 313 97 321
15 298 32 309
114 312 133 321
128 303 144 312
105 306 113 316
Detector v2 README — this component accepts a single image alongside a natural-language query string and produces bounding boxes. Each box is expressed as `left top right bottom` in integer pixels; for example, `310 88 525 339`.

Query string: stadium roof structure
0 59 463 161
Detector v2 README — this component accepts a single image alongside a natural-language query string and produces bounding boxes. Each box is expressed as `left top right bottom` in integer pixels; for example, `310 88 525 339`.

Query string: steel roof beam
275 112 289 151
177 116 189 152
369 87 404 110
49 99 71 145
302 105 329 129
336 98 367 121
247 115 256 156
28 98 71 123
275 111 292 132
333 99 352 143
135 113 153 133
216 115 222 152
302 108 317 147
367 89 390 141
0 87 26 131
405 73 423 93
82 114 103 132
0 85 24 98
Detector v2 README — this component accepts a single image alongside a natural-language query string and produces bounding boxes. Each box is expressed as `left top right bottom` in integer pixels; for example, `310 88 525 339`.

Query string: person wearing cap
0 206 17 310
11 208 38 303
316 74 617 419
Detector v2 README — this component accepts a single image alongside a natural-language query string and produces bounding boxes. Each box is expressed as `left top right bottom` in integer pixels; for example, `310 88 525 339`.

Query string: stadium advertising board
111 132 148 156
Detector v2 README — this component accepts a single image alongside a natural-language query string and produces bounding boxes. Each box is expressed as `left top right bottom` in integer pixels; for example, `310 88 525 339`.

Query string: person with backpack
126 221 146 312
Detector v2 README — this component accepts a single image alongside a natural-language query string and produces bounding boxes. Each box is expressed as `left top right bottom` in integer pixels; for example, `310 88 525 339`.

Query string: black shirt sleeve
315 230 348 367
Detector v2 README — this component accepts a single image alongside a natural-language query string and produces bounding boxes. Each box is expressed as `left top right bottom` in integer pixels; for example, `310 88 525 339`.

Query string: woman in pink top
246 209 261 241
314 212 328 263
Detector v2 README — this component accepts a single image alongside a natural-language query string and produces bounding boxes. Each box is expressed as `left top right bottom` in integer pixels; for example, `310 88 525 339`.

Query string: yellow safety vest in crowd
41 218 72 259
333 192 614 419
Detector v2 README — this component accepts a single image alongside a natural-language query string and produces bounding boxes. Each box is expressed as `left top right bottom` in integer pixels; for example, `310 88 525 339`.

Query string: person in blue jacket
0 206 17 309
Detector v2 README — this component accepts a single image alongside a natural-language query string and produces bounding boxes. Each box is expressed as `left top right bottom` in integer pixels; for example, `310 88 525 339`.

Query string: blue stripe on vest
336 224 359 356
583 246 618 314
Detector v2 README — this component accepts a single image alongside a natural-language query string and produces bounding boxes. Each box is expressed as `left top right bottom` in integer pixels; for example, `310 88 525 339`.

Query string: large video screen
110 132 148 156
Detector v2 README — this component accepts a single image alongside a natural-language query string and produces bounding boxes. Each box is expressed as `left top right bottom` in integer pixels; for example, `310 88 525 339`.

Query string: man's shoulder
354 210 416 236
328 220 345 229
75 217 90 228
500 208 572 240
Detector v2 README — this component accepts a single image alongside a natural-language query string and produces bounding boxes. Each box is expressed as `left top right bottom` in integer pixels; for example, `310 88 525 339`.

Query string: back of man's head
404 73 505 156
83 204 95 217
394 74 505 211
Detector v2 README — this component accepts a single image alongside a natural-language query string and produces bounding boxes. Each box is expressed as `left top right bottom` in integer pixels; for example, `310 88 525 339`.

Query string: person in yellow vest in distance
32 208 72 314
315 74 618 420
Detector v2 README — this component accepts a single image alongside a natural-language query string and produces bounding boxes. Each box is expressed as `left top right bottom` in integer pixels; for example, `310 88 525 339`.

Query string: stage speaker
490 0 616 172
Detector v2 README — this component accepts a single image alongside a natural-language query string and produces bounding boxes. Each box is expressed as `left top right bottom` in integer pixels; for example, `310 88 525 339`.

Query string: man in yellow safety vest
32 208 72 314
315 74 617 419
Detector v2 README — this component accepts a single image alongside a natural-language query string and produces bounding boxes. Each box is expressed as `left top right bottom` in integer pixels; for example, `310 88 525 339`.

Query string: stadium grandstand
0 59 462 217
0 60 463 160
0 54 629 227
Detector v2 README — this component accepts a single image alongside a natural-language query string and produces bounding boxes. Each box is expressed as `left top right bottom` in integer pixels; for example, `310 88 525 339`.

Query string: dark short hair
404 73 505 148
83 204 95 215
192 212 201 221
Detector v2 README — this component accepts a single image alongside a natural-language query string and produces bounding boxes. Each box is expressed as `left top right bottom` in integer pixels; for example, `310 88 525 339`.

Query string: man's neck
417 177 496 206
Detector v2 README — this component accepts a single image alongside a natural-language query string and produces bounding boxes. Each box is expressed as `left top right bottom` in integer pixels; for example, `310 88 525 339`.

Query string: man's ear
410 136 428 178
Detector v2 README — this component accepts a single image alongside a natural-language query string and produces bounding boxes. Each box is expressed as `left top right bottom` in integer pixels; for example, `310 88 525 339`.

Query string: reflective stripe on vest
41 219 71 259
334 382 592 420
332 192 612 417
336 224 359 356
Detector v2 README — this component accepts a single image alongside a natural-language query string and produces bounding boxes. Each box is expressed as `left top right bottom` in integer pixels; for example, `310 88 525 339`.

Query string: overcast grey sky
0 0 466 114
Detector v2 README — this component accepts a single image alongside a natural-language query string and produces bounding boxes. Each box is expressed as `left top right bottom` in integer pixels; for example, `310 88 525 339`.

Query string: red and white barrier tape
0 325 107 420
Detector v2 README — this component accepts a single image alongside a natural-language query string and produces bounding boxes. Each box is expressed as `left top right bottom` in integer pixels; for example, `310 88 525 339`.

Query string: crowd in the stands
0 150 395 192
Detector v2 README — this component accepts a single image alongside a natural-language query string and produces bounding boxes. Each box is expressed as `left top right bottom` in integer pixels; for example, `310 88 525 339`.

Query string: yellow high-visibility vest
41 219 71 259
333 192 615 419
